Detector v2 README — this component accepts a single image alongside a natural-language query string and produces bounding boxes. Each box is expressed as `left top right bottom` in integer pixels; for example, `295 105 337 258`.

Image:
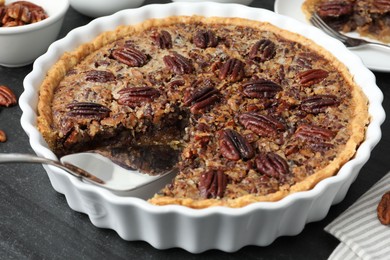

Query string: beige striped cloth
325 172 390 260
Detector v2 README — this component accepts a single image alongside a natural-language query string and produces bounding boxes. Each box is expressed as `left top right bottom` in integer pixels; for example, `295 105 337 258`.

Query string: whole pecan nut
238 112 285 137
199 169 228 199
377 191 390 225
249 39 276 62
163 52 194 75
85 70 116 83
193 29 219 49
117 86 160 108
295 124 335 142
219 128 254 161
152 30 173 49
242 78 282 98
317 1 353 18
374 0 390 11
183 80 220 114
66 102 111 120
0 85 17 107
301 94 340 114
111 46 149 67
297 69 329 87
219 58 245 82
0 129 6 142
255 152 289 180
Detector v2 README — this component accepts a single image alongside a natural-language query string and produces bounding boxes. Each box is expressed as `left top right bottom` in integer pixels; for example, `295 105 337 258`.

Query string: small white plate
274 0 390 72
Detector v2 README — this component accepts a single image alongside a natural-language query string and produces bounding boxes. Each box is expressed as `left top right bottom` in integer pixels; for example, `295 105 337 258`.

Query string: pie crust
37 16 369 208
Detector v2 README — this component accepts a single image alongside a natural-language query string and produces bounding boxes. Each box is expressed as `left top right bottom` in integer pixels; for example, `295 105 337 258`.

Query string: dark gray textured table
1 1 389 259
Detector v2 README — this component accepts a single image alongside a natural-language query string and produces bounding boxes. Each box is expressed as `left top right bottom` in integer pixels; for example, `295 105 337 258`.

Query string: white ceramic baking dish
20 2 385 253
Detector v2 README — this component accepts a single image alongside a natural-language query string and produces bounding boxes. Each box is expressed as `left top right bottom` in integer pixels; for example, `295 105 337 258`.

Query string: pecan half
0 85 17 107
199 169 228 199
0 6 5 24
242 79 282 98
184 80 220 114
238 112 285 137
219 58 245 82
163 52 194 75
374 0 390 11
297 69 329 87
117 86 160 108
249 39 276 62
255 152 289 180
295 124 335 142
153 30 173 49
66 102 111 120
0 129 6 142
301 94 340 114
377 191 390 225
219 129 254 161
317 1 353 18
85 70 116 83
111 47 149 67
193 29 219 49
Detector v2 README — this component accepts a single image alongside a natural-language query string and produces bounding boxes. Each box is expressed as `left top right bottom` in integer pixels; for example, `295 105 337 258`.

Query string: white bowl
172 0 253 4
69 0 146 18
0 0 69 67
20 2 385 253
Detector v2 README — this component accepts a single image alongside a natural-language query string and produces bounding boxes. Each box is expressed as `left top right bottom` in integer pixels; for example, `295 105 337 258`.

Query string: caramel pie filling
37 16 369 208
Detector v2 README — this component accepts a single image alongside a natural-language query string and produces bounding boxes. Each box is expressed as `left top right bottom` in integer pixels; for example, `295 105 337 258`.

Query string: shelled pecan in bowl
0 1 48 27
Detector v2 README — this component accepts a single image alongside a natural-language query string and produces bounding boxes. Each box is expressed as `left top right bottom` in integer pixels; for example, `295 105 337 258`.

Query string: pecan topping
0 1 48 27
295 124 335 142
85 70 116 83
238 112 285 137
317 1 353 18
153 30 173 49
308 142 334 152
301 94 340 114
242 79 282 98
199 169 228 199
184 80 220 114
117 86 160 108
163 52 194 75
193 29 219 49
0 85 17 107
297 69 329 87
0 129 6 142
255 152 289 180
66 102 111 120
219 129 254 161
219 58 245 82
377 191 390 225
111 47 149 67
249 39 276 62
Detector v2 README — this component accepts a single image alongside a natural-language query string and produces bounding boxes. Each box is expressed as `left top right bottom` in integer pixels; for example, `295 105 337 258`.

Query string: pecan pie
37 16 369 208
302 0 390 43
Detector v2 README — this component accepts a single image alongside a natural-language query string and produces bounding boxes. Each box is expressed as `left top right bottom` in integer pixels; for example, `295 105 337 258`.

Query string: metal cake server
0 152 176 193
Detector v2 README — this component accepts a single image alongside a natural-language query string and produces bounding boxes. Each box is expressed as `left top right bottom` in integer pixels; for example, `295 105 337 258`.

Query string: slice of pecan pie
37 16 369 208
302 0 390 43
